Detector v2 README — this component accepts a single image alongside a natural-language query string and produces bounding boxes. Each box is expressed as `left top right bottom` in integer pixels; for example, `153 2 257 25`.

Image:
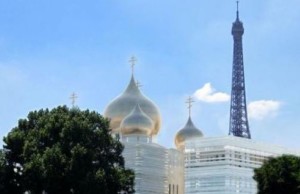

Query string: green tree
253 155 300 194
0 149 7 193
1 106 134 194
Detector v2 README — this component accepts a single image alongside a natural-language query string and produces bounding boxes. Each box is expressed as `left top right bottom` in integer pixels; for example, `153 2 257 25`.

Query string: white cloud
193 83 230 103
248 100 281 120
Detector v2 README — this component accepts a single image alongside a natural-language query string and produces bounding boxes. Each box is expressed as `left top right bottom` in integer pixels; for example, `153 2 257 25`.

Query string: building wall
167 149 185 194
184 136 300 194
121 135 169 194
121 135 185 194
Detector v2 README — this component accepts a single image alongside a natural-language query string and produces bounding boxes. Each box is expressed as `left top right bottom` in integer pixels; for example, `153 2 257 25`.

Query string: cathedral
102 4 300 194
103 69 185 194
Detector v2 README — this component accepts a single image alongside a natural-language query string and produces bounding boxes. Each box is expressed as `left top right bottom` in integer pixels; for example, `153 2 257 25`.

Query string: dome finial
136 80 143 89
174 97 203 150
70 92 78 108
129 56 137 76
186 96 195 118
236 1 240 20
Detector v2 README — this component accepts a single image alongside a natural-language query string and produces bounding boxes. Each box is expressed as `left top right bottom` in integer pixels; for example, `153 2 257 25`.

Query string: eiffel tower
229 2 251 139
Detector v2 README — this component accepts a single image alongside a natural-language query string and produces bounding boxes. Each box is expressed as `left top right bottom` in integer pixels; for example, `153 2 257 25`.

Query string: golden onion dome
120 104 154 136
104 75 161 135
175 116 203 150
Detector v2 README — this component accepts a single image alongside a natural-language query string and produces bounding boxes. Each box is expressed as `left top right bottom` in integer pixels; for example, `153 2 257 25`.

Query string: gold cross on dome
186 96 195 117
129 56 137 75
136 80 143 88
70 92 78 107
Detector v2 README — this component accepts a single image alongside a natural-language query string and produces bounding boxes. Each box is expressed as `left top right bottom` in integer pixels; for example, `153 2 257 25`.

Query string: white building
182 136 300 194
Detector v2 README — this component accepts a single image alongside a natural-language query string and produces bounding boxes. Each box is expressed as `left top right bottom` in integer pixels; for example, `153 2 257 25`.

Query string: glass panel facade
121 135 184 194
184 136 300 194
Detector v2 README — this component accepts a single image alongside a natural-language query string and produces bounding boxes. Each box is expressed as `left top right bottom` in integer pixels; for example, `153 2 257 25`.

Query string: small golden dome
175 116 203 150
104 75 161 135
120 104 154 135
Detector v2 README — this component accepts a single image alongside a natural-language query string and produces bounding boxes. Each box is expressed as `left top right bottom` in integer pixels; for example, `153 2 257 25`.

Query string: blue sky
0 0 299 149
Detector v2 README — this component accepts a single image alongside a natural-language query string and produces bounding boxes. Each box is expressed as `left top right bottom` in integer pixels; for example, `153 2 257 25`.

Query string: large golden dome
104 75 161 136
175 116 203 150
120 104 154 136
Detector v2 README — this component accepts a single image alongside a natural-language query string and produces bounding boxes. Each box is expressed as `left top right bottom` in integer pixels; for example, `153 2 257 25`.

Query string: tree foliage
0 106 134 194
253 155 300 194
0 149 8 193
